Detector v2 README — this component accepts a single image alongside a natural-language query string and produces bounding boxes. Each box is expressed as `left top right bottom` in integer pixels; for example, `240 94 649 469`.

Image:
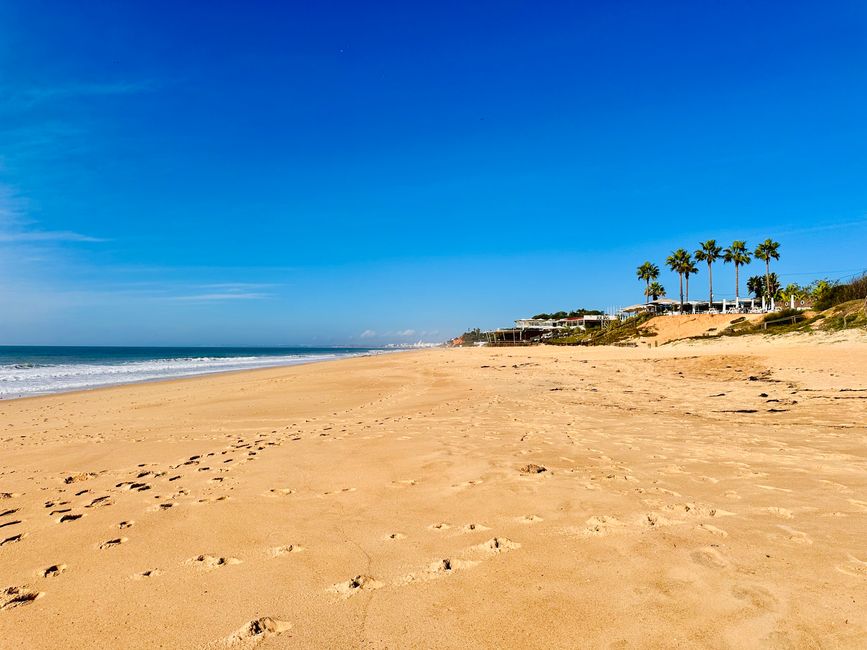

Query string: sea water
0 346 380 399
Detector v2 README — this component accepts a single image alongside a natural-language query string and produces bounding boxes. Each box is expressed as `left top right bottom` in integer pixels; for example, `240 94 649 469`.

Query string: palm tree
636 262 660 304
666 248 691 313
683 257 698 304
754 239 781 303
747 273 780 300
723 240 751 303
747 275 764 299
694 239 722 308
645 281 665 301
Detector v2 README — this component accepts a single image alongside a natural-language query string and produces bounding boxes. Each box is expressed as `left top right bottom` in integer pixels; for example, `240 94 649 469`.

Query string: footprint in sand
696 523 729 538
118 521 134 529
396 558 480 585
428 522 451 531
58 513 84 523
461 523 491 533
99 537 128 549
85 496 112 508
385 532 406 540
1 586 43 610
836 555 867 578
209 617 292 648
517 514 543 524
663 502 733 518
188 554 241 570
690 546 729 569
131 569 162 580
470 537 521 554
330 575 383 598
575 515 624 537
116 482 151 492
63 472 97 485
270 545 303 557
774 525 812 545
763 507 794 519
1 533 27 546
640 512 682 528
264 488 294 497
321 488 356 496
732 584 778 610
451 479 484 491
40 564 67 578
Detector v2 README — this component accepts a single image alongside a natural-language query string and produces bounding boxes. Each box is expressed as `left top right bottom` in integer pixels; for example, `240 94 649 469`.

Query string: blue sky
1 1 866 346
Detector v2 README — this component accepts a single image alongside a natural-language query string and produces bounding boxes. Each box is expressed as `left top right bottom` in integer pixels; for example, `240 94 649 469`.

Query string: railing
762 314 803 329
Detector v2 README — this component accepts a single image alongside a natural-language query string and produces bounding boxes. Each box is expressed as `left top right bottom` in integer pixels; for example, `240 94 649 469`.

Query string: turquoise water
0 346 380 399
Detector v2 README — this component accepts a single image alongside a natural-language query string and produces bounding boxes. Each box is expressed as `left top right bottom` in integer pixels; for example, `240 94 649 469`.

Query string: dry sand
1 332 866 648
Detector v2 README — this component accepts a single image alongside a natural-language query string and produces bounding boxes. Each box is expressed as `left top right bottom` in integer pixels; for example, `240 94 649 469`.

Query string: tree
723 240 751 302
694 239 722 307
636 262 660 304
683 256 698 304
645 281 666 300
754 239 781 302
780 283 808 302
747 273 780 300
746 275 763 299
666 248 691 313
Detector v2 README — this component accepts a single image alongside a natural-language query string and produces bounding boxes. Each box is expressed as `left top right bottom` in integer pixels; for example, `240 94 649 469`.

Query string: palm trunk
735 264 740 301
686 275 690 302
708 263 713 307
765 260 771 300
679 273 684 313
645 279 650 304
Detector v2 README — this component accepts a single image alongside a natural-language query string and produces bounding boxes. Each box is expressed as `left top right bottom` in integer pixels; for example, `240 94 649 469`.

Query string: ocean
0 346 381 399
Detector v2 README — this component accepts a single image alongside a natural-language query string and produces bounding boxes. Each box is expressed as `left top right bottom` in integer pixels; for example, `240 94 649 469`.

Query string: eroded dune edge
1 333 866 648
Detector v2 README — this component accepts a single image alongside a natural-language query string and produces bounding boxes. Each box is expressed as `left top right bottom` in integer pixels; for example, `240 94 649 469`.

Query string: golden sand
1 332 866 648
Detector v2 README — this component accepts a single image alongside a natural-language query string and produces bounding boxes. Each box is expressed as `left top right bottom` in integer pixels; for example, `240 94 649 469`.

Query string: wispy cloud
0 183 104 244
1 81 155 112
396 329 416 337
167 292 270 302
0 230 105 243
360 329 377 338
197 282 277 291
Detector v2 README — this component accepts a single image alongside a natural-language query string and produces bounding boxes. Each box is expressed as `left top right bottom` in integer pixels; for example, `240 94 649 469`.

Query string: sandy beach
1 334 866 648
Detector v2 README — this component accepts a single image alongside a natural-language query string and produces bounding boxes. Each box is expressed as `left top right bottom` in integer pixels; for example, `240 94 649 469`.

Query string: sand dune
1 332 866 648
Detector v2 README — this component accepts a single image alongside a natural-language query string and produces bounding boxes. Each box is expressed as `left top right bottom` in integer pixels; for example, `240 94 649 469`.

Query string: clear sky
1 1 866 346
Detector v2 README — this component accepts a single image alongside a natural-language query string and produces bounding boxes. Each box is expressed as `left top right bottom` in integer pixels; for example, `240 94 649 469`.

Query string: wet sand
1 333 866 648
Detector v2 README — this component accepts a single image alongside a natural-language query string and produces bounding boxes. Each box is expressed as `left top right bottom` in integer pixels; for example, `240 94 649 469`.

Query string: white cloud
167 292 269 301
360 329 377 338
1 81 155 112
0 183 104 244
0 230 105 243
396 329 416 337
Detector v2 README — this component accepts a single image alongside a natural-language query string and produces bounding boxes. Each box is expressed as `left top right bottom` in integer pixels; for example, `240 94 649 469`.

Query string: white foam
0 352 376 399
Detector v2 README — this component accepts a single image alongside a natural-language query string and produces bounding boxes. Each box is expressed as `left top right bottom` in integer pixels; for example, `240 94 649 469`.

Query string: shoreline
0 347 399 403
